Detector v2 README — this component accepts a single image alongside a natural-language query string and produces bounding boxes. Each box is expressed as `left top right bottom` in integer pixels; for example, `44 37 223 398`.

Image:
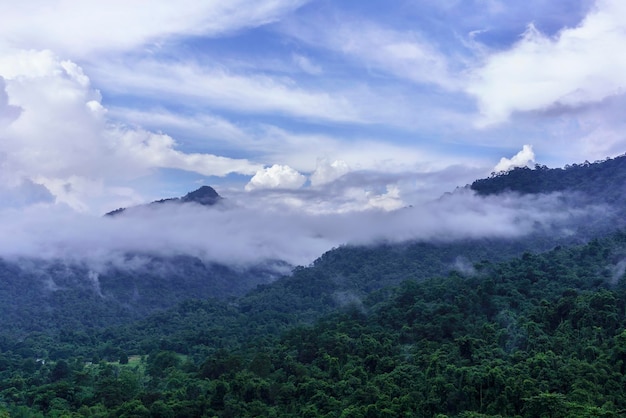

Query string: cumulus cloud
0 50 261 211
493 145 535 172
468 0 626 124
245 164 307 191
239 164 489 215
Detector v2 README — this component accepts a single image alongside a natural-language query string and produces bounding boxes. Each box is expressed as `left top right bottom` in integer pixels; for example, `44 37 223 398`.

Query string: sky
0 0 624 266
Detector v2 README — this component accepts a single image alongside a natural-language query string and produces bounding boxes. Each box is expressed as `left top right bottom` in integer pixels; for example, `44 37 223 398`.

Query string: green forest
3 157 626 417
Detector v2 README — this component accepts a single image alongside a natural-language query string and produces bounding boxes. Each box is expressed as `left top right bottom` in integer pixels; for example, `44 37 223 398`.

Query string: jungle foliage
3 231 626 417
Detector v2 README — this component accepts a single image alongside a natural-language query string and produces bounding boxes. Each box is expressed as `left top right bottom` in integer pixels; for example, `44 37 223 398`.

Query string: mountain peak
181 186 221 205
106 186 222 216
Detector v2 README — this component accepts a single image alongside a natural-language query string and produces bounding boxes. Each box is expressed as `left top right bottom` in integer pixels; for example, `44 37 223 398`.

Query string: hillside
0 256 285 339
471 154 626 203
3 229 626 416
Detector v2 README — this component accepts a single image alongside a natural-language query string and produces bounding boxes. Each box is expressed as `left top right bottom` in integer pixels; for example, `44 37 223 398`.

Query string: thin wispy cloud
283 18 460 90
91 60 365 123
0 0 311 56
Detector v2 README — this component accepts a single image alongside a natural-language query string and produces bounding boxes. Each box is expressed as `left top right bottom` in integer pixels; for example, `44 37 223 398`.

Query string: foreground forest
3 156 626 417
3 231 626 417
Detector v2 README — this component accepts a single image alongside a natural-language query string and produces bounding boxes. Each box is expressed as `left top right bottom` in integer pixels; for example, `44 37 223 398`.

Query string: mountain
105 185 222 216
0 256 287 340
5 156 626 341
471 154 626 203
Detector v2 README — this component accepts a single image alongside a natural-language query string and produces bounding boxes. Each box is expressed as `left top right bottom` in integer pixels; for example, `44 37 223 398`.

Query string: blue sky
0 0 624 215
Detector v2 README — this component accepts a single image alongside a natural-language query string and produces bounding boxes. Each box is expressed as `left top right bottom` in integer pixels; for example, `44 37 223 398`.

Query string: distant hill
105 185 222 216
471 154 626 204
0 255 287 339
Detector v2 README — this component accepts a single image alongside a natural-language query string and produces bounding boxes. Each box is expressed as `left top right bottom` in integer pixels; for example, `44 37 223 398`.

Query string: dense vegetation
0 256 283 339
3 231 626 416
471 154 626 204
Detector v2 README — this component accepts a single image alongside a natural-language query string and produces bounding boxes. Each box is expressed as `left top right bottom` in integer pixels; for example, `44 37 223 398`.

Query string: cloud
493 145 535 172
107 107 248 144
283 18 458 90
292 54 323 75
0 187 606 267
0 0 310 57
0 49 261 211
90 60 364 123
310 159 351 186
245 126 470 174
111 127 262 177
0 179 54 209
0 77 21 127
467 0 626 124
245 164 306 191
364 185 404 211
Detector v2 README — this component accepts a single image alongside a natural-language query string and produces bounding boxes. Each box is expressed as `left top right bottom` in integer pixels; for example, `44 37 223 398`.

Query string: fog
0 187 609 269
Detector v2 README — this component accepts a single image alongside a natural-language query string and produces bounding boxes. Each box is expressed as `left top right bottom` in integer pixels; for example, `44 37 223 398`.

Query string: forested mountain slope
0 256 283 338
3 230 626 416
0 236 557 357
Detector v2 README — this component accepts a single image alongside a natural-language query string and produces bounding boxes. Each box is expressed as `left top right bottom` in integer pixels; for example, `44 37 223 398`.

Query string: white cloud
493 145 535 172
0 77 21 126
91 60 363 123
284 19 458 90
292 54 323 75
110 127 261 177
468 0 626 125
0 0 309 57
365 185 404 211
310 159 350 186
0 50 261 211
107 107 248 143
245 164 307 191
250 126 471 174
0 179 54 209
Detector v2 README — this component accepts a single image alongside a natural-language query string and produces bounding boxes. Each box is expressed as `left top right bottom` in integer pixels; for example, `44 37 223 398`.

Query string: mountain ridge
105 185 222 216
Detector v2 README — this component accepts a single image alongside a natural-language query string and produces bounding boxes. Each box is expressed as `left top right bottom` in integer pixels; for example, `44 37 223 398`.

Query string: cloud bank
0 187 605 268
